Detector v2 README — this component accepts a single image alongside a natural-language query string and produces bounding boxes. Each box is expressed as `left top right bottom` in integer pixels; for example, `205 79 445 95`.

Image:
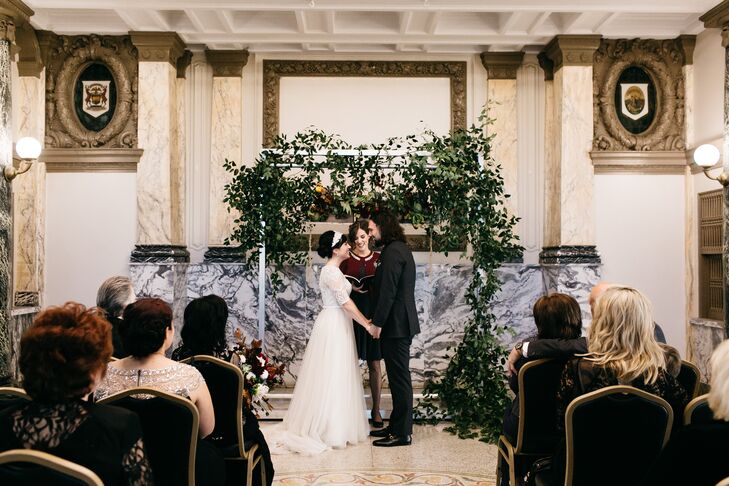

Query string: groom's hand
371 325 382 339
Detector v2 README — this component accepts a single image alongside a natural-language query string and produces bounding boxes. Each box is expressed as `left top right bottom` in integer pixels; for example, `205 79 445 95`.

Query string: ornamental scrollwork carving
41 32 138 148
262 60 467 147
593 38 692 151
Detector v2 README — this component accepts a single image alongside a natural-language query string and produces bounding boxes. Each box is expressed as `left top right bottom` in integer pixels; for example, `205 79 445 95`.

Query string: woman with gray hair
96 276 135 358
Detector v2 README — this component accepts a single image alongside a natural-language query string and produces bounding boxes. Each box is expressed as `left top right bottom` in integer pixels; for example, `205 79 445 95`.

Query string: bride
268 230 376 455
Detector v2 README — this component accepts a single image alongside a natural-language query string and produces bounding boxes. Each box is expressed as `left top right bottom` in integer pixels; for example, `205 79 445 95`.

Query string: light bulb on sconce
6 136 42 182
694 143 727 186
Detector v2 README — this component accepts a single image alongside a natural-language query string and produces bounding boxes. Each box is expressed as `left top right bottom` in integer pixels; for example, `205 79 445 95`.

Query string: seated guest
508 282 667 374
551 286 687 485
171 294 230 361
171 294 274 486
96 276 136 358
95 297 225 486
0 303 153 485
502 293 582 443
645 340 729 486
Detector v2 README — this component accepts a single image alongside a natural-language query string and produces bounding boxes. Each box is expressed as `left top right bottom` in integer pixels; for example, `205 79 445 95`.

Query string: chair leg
259 456 266 486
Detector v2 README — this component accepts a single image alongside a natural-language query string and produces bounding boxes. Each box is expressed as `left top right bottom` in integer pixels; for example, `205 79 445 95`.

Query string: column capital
205 49 250 77
0 16 15 44
130 31 186 66
542 35 602 72
537 52 554 81
480 52 524 80
676 35 697 65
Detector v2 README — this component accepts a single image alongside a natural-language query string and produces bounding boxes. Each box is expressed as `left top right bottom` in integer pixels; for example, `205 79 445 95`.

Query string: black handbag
523 456 553 486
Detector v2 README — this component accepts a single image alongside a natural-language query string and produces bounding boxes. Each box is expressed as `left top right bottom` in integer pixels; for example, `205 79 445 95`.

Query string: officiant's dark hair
348 219 370 244
317 230 347 258
372 209 405 245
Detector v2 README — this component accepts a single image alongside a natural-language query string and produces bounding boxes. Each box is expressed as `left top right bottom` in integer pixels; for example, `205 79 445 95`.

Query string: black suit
372 240 420 437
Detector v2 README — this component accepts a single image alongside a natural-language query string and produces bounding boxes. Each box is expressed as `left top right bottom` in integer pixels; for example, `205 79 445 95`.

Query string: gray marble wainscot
130 262 600 386
8 308 38 384
688 317 726 381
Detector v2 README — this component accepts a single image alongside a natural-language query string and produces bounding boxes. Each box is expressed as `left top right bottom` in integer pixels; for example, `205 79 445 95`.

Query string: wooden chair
677 360 701 399
0 449 103 486
684 393 720 425
98 387 199 486
182 355 266 486
0 387 31 411
564 385 672 486
496 359 565 486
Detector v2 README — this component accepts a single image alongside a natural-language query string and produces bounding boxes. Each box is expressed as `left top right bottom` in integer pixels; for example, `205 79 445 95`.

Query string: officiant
339 219 384 428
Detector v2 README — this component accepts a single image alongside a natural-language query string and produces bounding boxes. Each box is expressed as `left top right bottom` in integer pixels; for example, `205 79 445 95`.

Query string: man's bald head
588 282 615 315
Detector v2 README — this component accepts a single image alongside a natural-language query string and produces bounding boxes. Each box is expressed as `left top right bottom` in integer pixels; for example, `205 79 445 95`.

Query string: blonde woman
646 340 729 485
555 286 687 428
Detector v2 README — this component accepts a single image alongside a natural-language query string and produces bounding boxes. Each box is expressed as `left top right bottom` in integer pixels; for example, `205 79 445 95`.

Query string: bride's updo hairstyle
317 230 347 259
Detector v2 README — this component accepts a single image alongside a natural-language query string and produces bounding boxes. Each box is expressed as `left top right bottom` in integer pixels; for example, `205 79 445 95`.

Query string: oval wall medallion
613 66 656 135
74 62 117 132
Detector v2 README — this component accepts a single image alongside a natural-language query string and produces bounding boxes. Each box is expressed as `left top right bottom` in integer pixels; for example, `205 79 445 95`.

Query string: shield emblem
620 83 648 121
82 80 111 118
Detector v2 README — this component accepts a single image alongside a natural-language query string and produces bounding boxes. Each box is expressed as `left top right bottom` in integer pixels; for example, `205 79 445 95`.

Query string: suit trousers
380 336 413 437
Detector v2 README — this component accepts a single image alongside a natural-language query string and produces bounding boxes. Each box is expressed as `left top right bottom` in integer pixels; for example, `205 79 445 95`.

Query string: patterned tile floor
262 423 498 486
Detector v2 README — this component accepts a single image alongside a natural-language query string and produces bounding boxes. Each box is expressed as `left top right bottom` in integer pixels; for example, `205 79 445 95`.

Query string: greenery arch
223 110 522 441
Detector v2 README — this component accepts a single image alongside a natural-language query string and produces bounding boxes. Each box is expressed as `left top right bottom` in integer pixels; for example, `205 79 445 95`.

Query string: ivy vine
223 108 522 440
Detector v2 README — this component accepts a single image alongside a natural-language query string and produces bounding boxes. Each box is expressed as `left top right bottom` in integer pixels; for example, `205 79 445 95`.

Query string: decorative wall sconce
6 137 42 182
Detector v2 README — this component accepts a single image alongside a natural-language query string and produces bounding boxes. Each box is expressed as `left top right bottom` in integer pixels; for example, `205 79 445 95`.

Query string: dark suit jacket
372 240 420 338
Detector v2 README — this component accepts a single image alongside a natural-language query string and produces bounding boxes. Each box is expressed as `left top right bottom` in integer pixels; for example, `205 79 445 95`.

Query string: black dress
340 251 381 361
0 400 153 486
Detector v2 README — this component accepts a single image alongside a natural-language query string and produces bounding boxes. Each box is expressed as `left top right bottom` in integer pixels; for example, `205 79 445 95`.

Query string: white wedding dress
267 264 369 455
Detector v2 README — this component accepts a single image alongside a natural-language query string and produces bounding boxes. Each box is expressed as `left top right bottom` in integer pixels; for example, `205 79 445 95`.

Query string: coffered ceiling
24 0 718 53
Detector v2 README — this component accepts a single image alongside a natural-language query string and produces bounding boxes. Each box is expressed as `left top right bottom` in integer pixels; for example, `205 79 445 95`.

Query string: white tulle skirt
266 306 369 455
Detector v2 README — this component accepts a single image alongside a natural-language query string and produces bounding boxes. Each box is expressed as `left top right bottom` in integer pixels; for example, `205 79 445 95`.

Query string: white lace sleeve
322 267 351 306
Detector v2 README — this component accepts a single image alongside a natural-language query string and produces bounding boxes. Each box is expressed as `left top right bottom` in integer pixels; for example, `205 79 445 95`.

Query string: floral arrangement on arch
230 329 286 416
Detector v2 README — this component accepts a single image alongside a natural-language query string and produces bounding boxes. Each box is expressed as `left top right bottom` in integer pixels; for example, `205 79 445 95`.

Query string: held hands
369 323 382 340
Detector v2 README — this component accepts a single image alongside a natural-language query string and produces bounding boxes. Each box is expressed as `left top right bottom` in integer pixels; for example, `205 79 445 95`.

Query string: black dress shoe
369 427 391 437
372 434 412 447
370 418 385 428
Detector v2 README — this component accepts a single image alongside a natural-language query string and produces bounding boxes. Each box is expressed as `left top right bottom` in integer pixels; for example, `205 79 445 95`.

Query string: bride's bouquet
230 329 286 416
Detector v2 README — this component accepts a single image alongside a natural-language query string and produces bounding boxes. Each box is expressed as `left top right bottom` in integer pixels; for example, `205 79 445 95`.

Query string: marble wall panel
130 262 600 387
137 62 176 246
555 66 595 246
8 309 36 384
688 318 725 381
542 264 601 330
12 73 45 306
172 77 185 246
543 80 560 247
209 77 243 246
492 264 546 345
488 79 519 220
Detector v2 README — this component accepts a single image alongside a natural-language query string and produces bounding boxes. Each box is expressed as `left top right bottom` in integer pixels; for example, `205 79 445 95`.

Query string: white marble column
540 35 602 265
699 2 729 341
203 50 248 262
11 67 44 307
129 32 188 262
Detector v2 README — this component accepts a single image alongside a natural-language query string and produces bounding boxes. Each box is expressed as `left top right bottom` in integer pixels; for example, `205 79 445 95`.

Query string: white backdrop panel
45 173 137 307
279 77 451 145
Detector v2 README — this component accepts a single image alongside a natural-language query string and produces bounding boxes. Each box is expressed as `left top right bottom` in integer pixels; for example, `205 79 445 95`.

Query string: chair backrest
0 449 103 486
0 387 31 412
182 355 246 456
677 360 701 399
97 387 199 486
684 393 720 426
515 358 566 454
564 385 672 486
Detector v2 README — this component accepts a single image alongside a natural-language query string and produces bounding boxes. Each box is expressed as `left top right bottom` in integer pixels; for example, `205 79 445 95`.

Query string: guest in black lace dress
0 303 153 486
552 286 687 484
171 295 274 486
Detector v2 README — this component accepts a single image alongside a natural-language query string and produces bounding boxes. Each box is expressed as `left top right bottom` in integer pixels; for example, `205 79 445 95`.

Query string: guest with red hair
0 303 153 485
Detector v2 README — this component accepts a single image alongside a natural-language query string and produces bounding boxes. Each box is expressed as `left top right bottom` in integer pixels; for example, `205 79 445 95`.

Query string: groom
368 209 420 447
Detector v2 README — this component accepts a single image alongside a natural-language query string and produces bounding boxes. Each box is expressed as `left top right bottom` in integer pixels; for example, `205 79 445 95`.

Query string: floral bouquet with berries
230 329 286 416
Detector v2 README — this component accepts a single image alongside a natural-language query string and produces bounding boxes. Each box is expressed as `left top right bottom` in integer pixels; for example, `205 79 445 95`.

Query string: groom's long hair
372 209 406 246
